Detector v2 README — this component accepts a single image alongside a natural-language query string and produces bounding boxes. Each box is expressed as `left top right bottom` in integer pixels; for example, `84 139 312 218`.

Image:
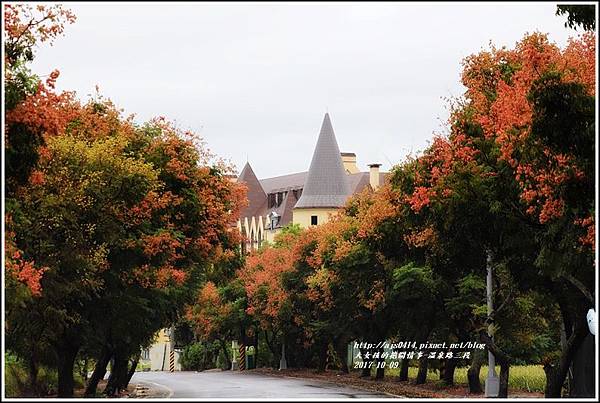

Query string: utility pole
485 251 499 397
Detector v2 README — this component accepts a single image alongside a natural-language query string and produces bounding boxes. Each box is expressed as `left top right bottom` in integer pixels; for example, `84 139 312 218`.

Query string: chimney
340 152 359 174
368 163 381 190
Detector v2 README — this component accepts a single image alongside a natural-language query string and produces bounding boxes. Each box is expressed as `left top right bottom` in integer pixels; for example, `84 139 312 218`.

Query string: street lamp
485 251 499 397
231 340 239 370
279 335 287 370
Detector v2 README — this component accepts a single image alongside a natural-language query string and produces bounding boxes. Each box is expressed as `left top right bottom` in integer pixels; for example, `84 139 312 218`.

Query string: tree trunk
123 351 140 390
104 351 128 396
359 347 370 378
415 355 428 384
438 359 445 380
442 358 457 386
375 347 385 380
467 348 484 394
543 317 588 398
27 354 39 397
219 339 232 370
334 337 349 373
253 330 259 368
414 326 433 385
398 358 409 381
545 366 562 398
317 342 328 372
57 344 79 397
84 345 112 397
264 330 278 367
499 362 509 398
116 354 132 392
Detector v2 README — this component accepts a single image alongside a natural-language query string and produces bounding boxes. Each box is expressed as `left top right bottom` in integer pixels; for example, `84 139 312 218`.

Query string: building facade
235 113 387 249
140 328 182 372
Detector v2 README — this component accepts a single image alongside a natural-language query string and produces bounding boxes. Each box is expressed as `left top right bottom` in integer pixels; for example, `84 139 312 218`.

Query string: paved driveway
132 370 394 399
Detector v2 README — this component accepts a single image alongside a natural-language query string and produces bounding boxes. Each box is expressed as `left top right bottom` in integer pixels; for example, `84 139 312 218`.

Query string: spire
295 113 351 208
238 162 266 218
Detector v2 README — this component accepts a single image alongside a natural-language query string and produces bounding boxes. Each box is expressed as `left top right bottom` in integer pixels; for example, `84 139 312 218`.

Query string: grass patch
382 365 545 393
136 360 151 371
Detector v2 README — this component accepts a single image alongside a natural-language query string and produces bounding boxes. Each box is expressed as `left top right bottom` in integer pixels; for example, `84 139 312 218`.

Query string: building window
275 192 285 207
311 215 318 226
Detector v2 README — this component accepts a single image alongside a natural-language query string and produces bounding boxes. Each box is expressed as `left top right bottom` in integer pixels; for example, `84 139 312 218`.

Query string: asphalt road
132 370 394 399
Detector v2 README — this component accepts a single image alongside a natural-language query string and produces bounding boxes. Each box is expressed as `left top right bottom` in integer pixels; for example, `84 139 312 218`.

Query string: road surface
132 370 395 398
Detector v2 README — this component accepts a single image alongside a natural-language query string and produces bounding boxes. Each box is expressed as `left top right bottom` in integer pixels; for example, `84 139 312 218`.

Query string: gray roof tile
294 113 351 208
259 171 308 194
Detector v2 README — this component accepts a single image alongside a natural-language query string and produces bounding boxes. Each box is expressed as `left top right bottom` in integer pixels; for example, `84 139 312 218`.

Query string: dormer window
268 211 280 229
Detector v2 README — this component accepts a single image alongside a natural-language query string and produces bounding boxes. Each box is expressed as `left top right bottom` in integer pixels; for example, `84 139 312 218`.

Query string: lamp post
485 251 499 397
231 340 239 370
279 337 287 370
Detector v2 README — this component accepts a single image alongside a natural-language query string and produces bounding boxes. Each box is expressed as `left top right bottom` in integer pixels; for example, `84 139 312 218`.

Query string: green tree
8 133 159 396
556 5 596 31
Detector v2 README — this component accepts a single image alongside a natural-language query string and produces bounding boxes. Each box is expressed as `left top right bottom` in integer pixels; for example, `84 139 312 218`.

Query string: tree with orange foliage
6 98 246 397
4 3 77 195
235 189 427 374
4 4 77 396
395 31 595 397
4 5 246 397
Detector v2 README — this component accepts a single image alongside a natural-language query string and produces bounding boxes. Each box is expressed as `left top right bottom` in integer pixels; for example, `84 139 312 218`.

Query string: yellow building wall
156 328 170 343
292 208 339 228
342 156 360 174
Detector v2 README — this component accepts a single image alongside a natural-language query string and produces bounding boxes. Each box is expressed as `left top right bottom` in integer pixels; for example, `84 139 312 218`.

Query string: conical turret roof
295 113 350 208
238 162 266 218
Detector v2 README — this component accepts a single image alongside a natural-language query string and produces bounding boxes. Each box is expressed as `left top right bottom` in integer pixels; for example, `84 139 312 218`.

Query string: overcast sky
28 1 581 178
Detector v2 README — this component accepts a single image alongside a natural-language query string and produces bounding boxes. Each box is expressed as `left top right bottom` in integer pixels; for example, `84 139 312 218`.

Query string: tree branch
490 288 515 320
561 273 594 304
478 330 512 365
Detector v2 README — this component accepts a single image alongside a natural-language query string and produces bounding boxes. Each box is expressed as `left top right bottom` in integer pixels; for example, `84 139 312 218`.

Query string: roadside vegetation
3 3 595 399
382 365 546 393
4 4 244 398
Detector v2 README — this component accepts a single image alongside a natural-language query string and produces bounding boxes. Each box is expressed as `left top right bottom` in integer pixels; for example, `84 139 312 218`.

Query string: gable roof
237 162 267 218
294 113 351 209
348 172 371 194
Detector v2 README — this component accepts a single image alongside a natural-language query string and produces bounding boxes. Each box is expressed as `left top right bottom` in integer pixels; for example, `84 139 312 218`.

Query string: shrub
180 341 221 371
5 353 84 397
